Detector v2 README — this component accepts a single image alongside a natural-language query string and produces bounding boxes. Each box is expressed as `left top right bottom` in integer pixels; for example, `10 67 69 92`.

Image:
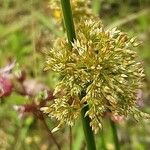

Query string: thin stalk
81 105 96 150
60 1 96 150
109 119 120 150
69 126 72 150
60 0 76 43
100 128 107 150
41 118 61 150
92 0 101 15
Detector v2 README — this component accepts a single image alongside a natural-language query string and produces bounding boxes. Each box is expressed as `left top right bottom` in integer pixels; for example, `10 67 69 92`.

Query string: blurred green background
0 0 150 150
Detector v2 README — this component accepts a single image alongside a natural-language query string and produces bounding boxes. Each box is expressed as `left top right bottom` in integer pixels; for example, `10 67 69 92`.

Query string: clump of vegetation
0 0 150 150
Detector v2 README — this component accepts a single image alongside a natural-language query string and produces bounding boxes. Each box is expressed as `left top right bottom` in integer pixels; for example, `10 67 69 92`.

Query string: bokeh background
0 0 150 150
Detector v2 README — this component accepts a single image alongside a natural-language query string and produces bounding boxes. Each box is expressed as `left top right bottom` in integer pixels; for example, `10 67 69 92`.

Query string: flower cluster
42 19 147 133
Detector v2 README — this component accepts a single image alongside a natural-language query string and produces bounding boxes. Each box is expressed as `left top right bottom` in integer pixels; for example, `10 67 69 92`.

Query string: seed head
43 19 148 133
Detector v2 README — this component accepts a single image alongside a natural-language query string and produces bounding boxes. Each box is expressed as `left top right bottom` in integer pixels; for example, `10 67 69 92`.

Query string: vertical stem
31 0 38 77
69 127 72 150
41 117 61 150
92 0 101 15
100 128 107 150
110 119 120 150
60 0 76 43
81 105 96 150
60 0 96 150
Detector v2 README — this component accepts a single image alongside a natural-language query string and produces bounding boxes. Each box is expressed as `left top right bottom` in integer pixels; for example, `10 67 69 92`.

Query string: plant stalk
110 119 120 150
100 128 107 150
41 117 61 150
69 126 72 150
60 0 76 43
92 0 101 15
60 0 96 150
81 105 97 150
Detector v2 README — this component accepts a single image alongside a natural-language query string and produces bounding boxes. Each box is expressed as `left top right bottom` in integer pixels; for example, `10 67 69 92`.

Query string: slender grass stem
110 119 120 150
60 1 96 149
41 117 61 150
81 105 96 150
60 0 76 43
69 127 72 150
92 0 101 15
100 128 107 150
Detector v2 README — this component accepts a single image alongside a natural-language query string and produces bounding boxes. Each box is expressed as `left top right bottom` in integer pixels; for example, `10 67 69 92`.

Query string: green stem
100 128 107 150
60 0 76 43
110 119 120 150
81 105 96 150
92 0 101 15
60 1 96 149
